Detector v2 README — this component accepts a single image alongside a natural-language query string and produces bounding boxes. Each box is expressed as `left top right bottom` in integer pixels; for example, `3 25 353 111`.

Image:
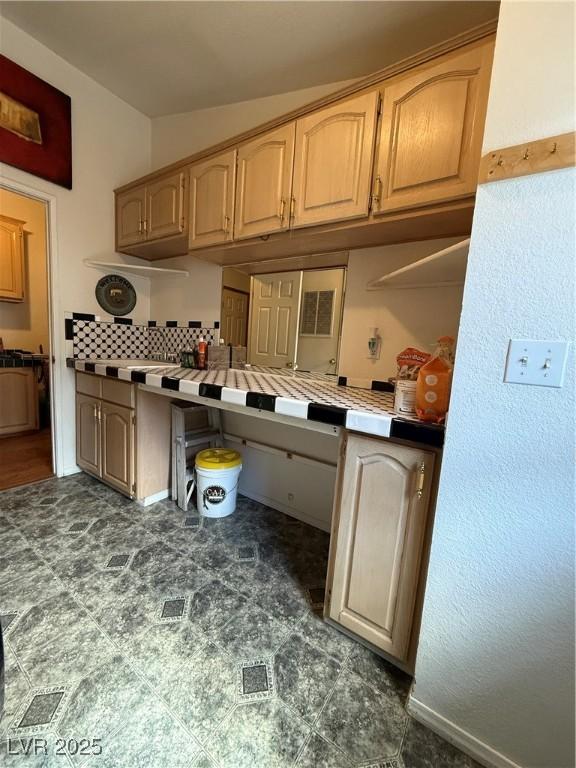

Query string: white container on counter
394 380 417 416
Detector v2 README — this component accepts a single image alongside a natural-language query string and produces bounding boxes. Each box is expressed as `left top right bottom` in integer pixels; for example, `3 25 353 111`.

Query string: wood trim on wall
115 19 499 193
478 131 576 185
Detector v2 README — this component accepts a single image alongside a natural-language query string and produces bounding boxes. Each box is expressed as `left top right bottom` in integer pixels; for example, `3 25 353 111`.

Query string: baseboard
137 489 170 507
60 465 81 477
407 696 523 768
238 487 331 532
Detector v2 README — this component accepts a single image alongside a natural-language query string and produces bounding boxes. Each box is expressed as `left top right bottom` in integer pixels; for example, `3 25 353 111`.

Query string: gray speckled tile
296 611 356 664
130 541 185 581
345 642 411 703
400 718 482 768
295 732 353 767
72 566 151 613
206 699 310 768
191 752 218 768
206 604 287 659
150 558 209 596
1 564 62 612
158 641 238 744
0 547 44 587
316 668 407 763
126 621 205 688
0 645 31 739
189 579 247 633
274 633 341 723
91 592 158 647
10 591 115 688
255 579 310 631
82 696 200 768
57 654 144 764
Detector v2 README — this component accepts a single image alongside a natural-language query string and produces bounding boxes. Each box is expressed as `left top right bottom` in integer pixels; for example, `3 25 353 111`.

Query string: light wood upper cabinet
146 171 186 241
189 149 237 249
0 215 25 302
234 123 296 240
116 186 146 248
328 434 435 662
76 393 101 475
373 41 494 213
291 91 379 229
101 401 134 496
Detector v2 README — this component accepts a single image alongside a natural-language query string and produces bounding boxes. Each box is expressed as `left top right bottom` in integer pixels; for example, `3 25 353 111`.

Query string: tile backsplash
65 314 219 360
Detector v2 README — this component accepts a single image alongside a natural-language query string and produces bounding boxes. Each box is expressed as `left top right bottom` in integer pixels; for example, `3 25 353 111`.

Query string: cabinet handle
372 175 382 208
224 214 230 234
278 197 286 225
142 219 148 233
415 461 426 499
96 405 101 423
138 219 143 234
289 196 296 221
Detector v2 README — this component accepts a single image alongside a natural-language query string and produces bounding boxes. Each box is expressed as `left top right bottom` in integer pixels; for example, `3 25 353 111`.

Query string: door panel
147 171 186 240
101 402 134 495
220 288 249 347
0 216 24 302
248 271 302 368
328 435 434 661
116 186 146 247
189 150 236 249
76 394 100 476
235 123 295 239
374 42 493 212
292 91 379 228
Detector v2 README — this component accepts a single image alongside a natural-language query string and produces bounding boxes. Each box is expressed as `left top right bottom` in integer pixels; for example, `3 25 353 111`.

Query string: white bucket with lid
195 448 242 518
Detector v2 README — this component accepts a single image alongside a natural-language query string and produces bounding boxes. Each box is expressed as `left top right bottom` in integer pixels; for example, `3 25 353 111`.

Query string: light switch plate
504 339 569 387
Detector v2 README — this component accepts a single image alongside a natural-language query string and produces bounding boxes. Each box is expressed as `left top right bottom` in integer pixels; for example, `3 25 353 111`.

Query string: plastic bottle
197 337 207 370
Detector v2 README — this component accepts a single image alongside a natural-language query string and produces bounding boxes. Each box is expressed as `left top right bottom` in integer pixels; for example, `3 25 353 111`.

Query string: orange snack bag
416 355 452 423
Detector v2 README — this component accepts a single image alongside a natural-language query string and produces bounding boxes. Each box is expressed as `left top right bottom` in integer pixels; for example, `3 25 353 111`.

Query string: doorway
247 267 346 373
0 188 53 490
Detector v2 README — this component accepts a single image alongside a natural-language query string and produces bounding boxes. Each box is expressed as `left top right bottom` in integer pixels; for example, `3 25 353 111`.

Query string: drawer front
102 377 135 408
76 372 102 399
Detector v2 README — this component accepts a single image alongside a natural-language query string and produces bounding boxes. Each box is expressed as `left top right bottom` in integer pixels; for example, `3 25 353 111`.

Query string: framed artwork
0 54 72 189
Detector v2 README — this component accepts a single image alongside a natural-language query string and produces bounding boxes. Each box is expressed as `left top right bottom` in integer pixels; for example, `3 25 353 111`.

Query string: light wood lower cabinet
327 433 435 663
75 378 135 497
76 393 101 475
100 402 134 495
0 368 39 435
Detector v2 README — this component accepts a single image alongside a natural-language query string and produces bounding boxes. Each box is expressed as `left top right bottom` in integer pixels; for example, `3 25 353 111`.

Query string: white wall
151 79 358 168
148 254 221 326
339 239 464 381
0 190 49 352
411 4 575 768
0 18 151 472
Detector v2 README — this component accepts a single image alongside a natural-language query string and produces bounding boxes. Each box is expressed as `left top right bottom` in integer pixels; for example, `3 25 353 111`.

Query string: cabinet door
291 91 379 229
374 42 493 213
0 215 24 302
0 368 38 435
189 149 236 249
234 123 295 240
76 394 101 476
101 401 134 496
146 171 186 241
328 435 435 661
116 186 147 247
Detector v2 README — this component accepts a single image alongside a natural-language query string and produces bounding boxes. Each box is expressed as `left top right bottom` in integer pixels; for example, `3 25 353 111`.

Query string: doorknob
329 358 336 365
286 362 293 368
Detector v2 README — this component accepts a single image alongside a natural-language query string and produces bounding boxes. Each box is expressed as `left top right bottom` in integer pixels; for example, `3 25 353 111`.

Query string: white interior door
296 268 345 374
221 288 249 347
248 271 302 369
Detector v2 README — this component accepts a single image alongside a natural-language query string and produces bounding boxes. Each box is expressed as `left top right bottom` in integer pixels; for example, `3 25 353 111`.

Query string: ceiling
1 1 499 117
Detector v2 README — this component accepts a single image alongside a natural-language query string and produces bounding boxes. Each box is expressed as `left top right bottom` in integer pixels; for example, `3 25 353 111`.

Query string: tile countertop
71 360 444 447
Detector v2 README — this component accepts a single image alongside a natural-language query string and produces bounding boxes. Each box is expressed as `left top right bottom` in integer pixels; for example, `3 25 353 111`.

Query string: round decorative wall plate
95 274 136 316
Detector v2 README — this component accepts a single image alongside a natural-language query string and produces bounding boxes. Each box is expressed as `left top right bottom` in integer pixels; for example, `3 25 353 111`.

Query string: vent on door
300 290 334 336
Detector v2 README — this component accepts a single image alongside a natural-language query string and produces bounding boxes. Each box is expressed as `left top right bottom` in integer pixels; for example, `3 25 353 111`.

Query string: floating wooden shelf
83 260 189 277
367 238 470 290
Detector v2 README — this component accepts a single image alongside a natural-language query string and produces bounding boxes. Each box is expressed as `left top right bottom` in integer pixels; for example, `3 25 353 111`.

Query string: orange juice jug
415 355 452 423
